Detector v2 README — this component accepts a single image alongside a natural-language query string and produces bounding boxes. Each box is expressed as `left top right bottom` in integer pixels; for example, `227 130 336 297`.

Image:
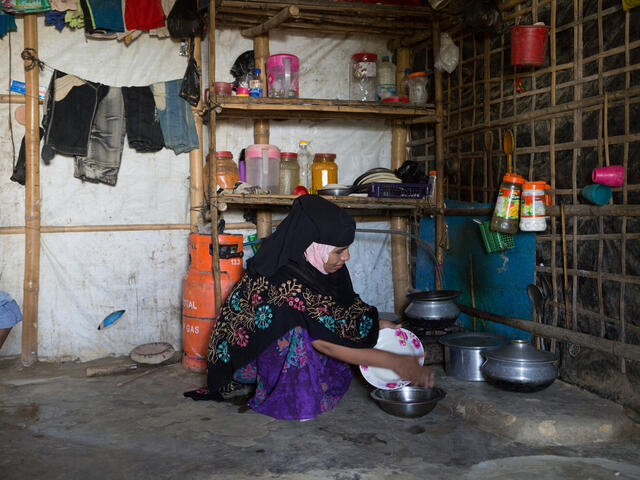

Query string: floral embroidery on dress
250 293 262 305
235 327 249 347
233 363 257 382
359 315 373 337
254 377 267 405
318 314 335 332
412 338 421 349
217 341 230 363
286 296 305 311
254 305 273 329
207 273 376 365
231 291 242 312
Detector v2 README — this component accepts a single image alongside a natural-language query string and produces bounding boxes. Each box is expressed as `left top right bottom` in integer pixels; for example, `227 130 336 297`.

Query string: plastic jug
266 54 299 98
245 144 281 193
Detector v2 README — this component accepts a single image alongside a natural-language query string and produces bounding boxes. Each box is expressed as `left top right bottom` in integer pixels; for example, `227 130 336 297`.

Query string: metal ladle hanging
503 129 515 173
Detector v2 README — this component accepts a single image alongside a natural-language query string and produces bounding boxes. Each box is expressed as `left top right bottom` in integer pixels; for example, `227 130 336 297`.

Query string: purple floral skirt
233 326 353 420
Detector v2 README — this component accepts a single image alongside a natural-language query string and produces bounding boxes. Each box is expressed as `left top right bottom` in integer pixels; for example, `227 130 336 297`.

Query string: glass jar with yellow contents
311 153 338 193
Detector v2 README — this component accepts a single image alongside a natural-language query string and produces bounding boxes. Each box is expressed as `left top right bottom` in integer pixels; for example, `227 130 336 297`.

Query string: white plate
359 328 424 390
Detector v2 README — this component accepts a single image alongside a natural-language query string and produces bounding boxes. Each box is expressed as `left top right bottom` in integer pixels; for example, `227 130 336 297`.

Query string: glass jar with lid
311 153 338 193
279 152 300 195
407 72 428 104
214 151 240 190
350 53 378 102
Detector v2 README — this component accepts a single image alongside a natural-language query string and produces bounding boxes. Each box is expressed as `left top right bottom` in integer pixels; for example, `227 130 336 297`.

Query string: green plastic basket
478 221 515 254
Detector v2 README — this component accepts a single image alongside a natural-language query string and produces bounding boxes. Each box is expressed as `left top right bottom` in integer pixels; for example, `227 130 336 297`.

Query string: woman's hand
392 354 435 388
379 319 401 330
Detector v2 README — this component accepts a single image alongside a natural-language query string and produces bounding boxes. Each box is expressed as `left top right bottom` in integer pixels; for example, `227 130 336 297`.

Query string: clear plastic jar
311 153 338 193
279 152 300 195
407 72 428 104
215 151 240 189
297 141 313 189
350 53 377 102
491 173 524 234
520 181 549 231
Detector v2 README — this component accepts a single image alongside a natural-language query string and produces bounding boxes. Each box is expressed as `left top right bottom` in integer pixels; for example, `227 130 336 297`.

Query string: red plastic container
511 25 550 67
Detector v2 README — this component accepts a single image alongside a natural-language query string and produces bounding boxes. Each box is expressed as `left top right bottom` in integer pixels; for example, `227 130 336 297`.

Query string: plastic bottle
491 173 524 234
376 55 396 100
427 170 437 204
520 181 549 231
249 68 263 97
297 141 313 189
399 68 412 99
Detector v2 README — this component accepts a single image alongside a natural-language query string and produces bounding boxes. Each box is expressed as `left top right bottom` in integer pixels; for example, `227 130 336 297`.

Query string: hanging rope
21 48 46 71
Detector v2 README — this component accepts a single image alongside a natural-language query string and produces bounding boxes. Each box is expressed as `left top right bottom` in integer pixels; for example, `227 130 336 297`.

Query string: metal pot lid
483 339 559 363
406 290 461 302
439 332 506 349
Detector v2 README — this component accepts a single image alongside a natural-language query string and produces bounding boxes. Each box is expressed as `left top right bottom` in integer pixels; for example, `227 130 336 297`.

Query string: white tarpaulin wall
0 16 396 360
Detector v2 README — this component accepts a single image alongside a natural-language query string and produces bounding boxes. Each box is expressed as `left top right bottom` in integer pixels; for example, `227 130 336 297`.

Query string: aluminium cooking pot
404 290 461 329
480 340 559 392
439 332 506 381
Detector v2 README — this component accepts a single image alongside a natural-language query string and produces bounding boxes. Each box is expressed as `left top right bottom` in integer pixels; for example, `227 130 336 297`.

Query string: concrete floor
1 356 639 480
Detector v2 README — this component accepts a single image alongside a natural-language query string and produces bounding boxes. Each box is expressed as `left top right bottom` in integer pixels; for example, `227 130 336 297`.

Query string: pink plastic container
266 54 299 98
245 144 281 193
592 165 624 187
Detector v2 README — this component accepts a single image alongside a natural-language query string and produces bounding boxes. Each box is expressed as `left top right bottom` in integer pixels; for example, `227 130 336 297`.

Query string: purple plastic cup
592 165 624 187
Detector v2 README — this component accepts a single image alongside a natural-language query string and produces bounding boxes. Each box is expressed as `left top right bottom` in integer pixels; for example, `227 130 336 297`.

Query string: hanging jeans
151 79 199 155
121 85 165 152
41 70 108 163
74 86 126 186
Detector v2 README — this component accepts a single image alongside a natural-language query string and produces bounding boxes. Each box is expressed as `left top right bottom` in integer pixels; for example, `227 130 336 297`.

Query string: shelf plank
214 97 439 121
216 193 427 211
215 0 461 37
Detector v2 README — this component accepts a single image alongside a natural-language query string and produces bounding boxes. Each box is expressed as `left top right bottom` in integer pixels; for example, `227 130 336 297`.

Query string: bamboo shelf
216 193 427 211
213 97 439 122
215 0 457 38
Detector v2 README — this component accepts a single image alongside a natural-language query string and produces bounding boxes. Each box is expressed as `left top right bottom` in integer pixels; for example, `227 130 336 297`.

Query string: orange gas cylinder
182 233 244 372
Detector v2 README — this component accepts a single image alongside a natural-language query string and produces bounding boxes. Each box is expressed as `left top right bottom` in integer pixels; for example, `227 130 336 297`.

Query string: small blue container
581 184 612 205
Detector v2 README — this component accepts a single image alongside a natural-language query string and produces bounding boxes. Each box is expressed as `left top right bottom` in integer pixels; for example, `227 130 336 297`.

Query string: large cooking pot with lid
439 332 506 381
480 339 559 392
404 290 461 329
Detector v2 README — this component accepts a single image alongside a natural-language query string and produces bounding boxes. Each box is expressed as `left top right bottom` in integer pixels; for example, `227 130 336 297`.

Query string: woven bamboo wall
415 0 640 408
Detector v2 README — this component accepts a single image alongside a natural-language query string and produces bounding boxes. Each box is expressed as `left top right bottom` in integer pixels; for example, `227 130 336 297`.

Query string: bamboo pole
457 304 640 363
241 5 299 37
0 94 43 104
432 20 445 288
389 47 411 315
189 37 205 233
21 14 40 367
209 0 223 315
253 33 273 240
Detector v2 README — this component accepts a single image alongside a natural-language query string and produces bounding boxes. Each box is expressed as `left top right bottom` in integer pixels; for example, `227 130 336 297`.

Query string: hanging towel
0 11 16 37
124 0 165 30
8 0 51 13
45 10 67 31
50 0 76 10
85 0 124 32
